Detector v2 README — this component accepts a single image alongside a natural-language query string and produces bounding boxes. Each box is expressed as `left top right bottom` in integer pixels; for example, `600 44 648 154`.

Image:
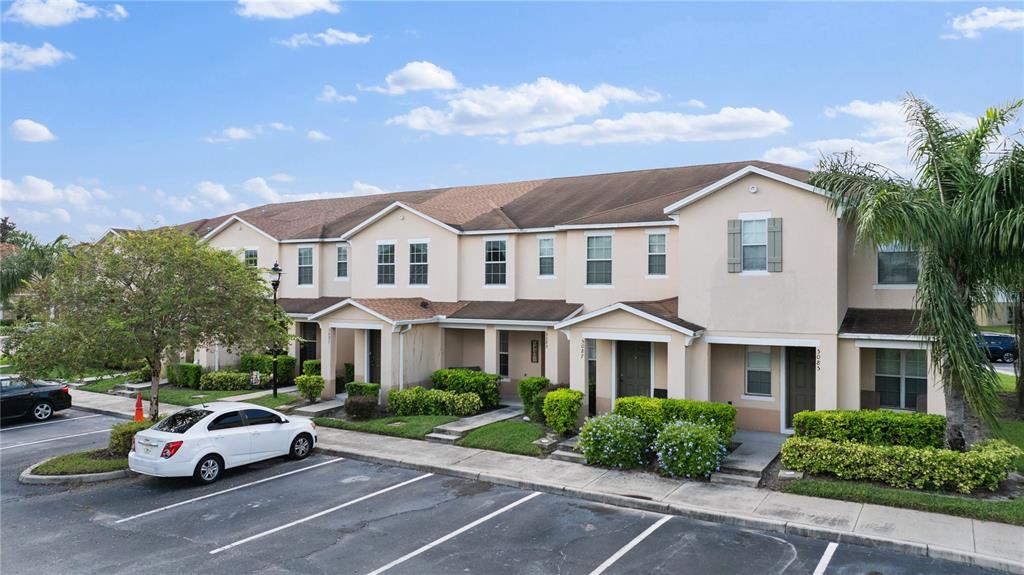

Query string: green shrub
612 396 736 443
241 353 273 374
174 363 203 389
543 388 583 434
133 365 153 383
346 382 380 398
451 392 483 416
344 363 354 383
388 386 482 417
345 395 377 420
654 421 727 479
781 437 1023 493
295 374 325 402
241 353 297 387
792 410 946 449
198 371 250 391
431 368 500 409
612 396 664 441
518 376 549 421
302 359 321 376
578 414 647 469
109 419 157 457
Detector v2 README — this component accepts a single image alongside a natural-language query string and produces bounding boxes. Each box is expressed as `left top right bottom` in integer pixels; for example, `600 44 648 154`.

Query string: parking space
1 442 1003 575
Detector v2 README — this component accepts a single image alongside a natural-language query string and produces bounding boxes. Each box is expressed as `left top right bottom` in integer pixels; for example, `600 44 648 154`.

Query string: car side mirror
278 417 288 424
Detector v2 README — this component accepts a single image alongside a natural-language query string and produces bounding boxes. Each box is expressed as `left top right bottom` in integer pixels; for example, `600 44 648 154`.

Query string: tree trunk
149 357 161 421
944 381 986 450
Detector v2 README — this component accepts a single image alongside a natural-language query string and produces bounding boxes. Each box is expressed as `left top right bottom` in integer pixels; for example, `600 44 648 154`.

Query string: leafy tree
811 95 1023 449
6 228 289 419
0 217 34 247
0 233 71 312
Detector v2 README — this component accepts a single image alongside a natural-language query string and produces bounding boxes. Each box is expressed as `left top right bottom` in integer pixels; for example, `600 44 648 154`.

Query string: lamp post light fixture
269 262 284 398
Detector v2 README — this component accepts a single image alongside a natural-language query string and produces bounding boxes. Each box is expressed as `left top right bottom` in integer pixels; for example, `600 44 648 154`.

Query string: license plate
143 446 153 455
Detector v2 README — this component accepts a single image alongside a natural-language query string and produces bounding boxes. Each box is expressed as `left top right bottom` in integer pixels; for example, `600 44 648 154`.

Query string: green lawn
79 373 133 393
0 364 18 375
141 386 253 406
996 418 1024 473
243 392 300 410
313 415 458 439
981 325 1014 334
457 420 545 456
998 372 1018 392
33 449 127 475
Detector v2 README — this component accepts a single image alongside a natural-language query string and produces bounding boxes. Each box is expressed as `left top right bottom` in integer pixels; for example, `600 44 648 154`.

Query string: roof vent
419 300 430 309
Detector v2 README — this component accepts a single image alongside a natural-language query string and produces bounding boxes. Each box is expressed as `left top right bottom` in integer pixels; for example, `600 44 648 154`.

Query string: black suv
978 333 1018 364
0 376 73 422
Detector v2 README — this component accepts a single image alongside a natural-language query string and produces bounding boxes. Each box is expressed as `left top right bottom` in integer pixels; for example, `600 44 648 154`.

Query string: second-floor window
336 244 348 279
538 237 554 277
377 243 395 285
297 247 313 285
877 244 919 285
485 239 507 285
409 242 428 285
586 235 612 285
647 233 666 276
243 248 258 267
742 219 767 271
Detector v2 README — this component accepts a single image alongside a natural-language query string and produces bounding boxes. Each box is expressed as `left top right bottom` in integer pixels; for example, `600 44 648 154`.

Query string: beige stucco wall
278 243 321 298
458 234 517 302
709 344 782 433
394 323 444 389
563 227 678 310
444 328 486 370
320 242 353 298
204 220 280 273
514 233 566 300
507 330 544 381
845 238 917 309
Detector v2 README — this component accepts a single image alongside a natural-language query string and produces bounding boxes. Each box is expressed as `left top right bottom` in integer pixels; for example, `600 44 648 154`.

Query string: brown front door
368 330 381 384
786 347 816 427
617 341 651 398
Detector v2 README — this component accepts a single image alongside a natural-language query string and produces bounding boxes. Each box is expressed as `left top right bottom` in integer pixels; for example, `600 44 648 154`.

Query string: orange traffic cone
134 393 144 422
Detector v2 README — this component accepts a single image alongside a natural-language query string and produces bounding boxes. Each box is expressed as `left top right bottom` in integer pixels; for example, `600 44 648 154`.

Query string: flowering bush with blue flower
653 421 727 479
577 414 647 469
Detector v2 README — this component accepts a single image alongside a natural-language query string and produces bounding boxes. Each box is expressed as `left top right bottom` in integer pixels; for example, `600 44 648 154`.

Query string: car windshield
153 409 212 433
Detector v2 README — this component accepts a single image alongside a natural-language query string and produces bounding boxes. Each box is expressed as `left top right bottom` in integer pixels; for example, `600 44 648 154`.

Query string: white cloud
268 173 294 182
3 0 128 27
945 6 1024 39
351 180 385 195
119 208 144 225
204 122 294 143
762 146 816 165
196 180 233 205
1 175 112 212
269 121 293 131
683 98 707 109
159 192 194 213
242 177 281 202
306 129 330 141
236 0 339 19
389 77 666 136
16 207 70 224
10 118 56 142
1 41 73 70
362 61 459 95
317 85 357 103
514 108 792 145
277 27 371 48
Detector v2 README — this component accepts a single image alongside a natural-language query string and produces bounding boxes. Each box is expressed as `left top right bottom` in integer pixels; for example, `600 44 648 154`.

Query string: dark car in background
979 333 1018 364
0 376 72 422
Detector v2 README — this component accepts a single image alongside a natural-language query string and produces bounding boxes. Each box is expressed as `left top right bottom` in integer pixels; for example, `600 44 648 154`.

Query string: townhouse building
171 160 942 434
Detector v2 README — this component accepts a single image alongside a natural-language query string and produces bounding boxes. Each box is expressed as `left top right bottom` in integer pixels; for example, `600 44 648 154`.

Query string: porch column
836 340 860 410
596 339 614 413
544 327 562 385
926 345 946 415
483 325 498 374
567 330 587 425
353 329 367 382
287 321 300 367
686 338 710 401
666 334 687 399
319 326 336 399
814 336 839 411
380 328 395 393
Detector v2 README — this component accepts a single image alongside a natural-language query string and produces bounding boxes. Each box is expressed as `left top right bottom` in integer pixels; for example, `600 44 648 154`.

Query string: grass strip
313 415 458 439
33 449 127 476
457 420 545 456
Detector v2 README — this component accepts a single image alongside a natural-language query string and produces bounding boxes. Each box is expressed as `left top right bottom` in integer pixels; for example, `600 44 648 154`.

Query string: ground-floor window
586 339 597 385
875 348 927 409
498 330 509 378
298 323 318 369
745 346 772 396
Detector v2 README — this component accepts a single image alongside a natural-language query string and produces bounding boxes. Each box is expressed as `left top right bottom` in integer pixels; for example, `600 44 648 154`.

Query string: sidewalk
69 389 187 417
314 426 1024 574
224 386 298 402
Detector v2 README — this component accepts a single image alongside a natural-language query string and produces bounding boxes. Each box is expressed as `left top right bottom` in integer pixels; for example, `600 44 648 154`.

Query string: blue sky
1 0 1022 242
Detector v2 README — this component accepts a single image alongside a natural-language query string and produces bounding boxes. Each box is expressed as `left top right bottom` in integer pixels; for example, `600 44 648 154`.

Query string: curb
19 456 134 486
66 404 132 419
315 444 1024 574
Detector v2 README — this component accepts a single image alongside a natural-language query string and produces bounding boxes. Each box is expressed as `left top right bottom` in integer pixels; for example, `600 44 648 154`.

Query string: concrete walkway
69 389 187 417
225 386 298 401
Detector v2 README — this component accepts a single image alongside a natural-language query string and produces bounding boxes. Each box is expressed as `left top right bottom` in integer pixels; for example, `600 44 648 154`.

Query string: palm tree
0 235 71 313
811 95 1023 449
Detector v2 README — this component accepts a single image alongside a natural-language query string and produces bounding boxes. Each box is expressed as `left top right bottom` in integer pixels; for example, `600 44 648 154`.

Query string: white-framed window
875 348 927 409
409 241 428 285
745 346 772 397
377 242 395 285
586 235 612 285
297 246 313 285
498 330 509 378
485 239 507 285
243 248 258 267
336 244 348 279
647 233 666 276
741 219 767 271
538 236 555 277
877 244 919 285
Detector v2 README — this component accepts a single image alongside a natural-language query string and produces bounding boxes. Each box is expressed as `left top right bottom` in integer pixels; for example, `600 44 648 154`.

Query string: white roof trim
838 333 932 342
307 298 396 324
554 302 700 337
201 215 279 244
555 221 674 231
662 166 832 214
340 202 461 240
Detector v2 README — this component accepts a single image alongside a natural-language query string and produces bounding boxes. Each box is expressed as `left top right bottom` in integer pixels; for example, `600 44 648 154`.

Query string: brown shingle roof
840 308 922 336
352 298 468 322
448 300 582 323
622 297 705 333
277 297 345 315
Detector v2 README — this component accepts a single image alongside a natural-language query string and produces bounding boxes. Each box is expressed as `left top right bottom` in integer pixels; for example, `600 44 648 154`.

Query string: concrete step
424 432 461 445
549 449 586 464
293 398 346 418
718 464 763 478
432 406 523 439
710 472 761 488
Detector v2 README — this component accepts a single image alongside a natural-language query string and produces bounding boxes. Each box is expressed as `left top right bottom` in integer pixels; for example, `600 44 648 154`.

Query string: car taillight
61 386 70 395
160 441 183 459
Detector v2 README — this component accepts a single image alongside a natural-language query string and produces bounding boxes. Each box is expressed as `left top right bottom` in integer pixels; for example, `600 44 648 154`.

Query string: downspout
397 324 413 390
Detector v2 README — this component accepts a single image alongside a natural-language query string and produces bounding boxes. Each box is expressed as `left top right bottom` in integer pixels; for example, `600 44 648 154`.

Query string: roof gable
340 202 462 240
662 165 831 215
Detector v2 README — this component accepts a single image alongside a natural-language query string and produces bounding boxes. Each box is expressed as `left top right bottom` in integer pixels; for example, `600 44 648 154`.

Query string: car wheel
289 433 313 460
31 402 53 421
193 455 223 484
1004 351 1017 364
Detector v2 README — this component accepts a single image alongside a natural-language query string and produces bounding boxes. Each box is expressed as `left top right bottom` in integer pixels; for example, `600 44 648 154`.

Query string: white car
129 402 317 484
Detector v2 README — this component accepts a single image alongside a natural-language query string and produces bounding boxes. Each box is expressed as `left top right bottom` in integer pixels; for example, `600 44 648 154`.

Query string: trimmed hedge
389 386 482 417
792 410 945 449
345 395 377 420
240 353 297 386
296 374 325 402
654 421 727 479
543 388 583 434
199 371 249 391
302 359 321 376
169 363 203 389
431 368 500 409
578 414 647 469
613 396 736 443
110 419 157 457
346 382 381 398
518 376 549 422
782 437 1023 493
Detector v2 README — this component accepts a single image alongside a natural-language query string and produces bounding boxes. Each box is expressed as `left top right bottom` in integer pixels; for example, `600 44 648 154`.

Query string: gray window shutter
727 219 741 273
767 217 783 272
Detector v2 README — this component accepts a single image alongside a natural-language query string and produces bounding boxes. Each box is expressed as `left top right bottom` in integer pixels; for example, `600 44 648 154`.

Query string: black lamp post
269 261 283 398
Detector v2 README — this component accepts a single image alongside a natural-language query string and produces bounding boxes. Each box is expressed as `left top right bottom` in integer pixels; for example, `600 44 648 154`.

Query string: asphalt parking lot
0 409 1005 575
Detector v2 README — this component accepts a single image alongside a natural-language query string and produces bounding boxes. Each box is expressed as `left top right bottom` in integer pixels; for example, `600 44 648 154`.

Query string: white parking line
209 472 434 555
588 515 672 575
365 491 543 575
813 542 839 575
116 457 346 524
0 429 110 450
2 414 103 431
